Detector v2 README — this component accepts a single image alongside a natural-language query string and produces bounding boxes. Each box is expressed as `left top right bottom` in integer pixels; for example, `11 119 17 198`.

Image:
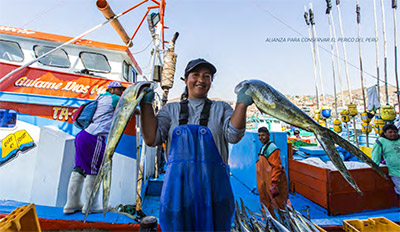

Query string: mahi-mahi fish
235 79 387 194
84 81 154 221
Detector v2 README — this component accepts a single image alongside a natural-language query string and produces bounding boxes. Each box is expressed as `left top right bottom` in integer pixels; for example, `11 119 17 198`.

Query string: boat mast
356 1 369 147
329 8 345 109
373 0 381 104
309 3 327 106
380 0 389 104
336 0 358 147
326 0 339 119
335 0 352 104
304 6 321 109
135 0 167 215
392 0 400 115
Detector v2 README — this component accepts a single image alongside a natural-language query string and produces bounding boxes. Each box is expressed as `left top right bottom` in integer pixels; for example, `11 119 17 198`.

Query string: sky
1 0 399 101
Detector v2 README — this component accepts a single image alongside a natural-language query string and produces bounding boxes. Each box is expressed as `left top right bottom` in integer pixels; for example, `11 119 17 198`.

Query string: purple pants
75 130 105 175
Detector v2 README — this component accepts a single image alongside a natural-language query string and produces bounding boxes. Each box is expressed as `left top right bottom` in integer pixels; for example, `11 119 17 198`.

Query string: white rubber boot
82 174 103 214
63 172 84 214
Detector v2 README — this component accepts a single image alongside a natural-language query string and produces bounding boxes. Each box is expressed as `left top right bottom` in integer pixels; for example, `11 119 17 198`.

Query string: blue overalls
159 99 235 231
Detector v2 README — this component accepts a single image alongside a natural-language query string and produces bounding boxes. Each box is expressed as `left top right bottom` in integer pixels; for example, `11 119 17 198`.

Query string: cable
132 40 153 54
19 0 66 28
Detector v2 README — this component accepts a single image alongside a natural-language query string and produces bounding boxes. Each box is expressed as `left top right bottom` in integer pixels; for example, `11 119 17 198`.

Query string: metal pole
335 0 353 103
380 0 389 104
373 0 381 104
356 1 368 147
330 12 345 108
310 3 327 106
326 0 338 118
304 6 320 109
393 0 400 115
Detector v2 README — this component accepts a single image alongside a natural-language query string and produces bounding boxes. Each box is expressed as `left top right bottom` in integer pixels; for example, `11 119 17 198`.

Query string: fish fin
323 127 388 180
314 127 363 195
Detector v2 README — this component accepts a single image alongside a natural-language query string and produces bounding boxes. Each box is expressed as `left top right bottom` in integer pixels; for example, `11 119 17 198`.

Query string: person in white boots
64 81 126 214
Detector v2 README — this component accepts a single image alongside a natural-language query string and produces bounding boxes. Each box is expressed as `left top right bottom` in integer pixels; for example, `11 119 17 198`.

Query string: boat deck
1 174 398 230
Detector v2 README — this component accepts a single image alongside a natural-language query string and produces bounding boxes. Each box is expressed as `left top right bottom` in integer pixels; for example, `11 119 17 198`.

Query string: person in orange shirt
256 126 290 217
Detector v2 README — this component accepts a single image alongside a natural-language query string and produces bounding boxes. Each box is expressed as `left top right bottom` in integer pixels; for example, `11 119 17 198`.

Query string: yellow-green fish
235 79 387 194
84 81 154 221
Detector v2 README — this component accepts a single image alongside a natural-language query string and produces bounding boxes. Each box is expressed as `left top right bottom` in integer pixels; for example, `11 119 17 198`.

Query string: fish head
121 81 155 101
234 80 252 94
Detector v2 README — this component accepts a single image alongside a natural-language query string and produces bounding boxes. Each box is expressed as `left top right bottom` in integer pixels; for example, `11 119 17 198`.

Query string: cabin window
33 45 70 68
0 40 24 62
80 52 111 73
0 109 17 128
122 61 137 82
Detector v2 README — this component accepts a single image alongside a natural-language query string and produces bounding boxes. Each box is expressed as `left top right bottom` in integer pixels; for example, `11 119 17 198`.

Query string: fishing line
19 0 66 28
230 173 259 195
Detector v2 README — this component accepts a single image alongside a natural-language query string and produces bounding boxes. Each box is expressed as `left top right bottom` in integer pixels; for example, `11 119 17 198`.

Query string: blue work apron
159 124 234 231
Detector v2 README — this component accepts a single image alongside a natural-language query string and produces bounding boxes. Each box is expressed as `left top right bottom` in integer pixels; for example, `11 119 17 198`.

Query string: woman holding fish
139 58 253 231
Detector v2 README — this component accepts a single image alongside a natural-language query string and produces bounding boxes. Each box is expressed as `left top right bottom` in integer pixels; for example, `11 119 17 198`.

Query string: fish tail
84 167 104 222
320 126 388 180
102 160 112 216
314 127 363 195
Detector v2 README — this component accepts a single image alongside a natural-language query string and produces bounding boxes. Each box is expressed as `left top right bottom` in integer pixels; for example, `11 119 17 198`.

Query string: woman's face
185 66 212 99
384 128 399 140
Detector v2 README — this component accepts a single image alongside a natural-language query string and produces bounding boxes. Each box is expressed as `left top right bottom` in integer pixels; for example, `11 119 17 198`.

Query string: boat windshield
34 45 70 68
0 40 24 62
80 52 111 73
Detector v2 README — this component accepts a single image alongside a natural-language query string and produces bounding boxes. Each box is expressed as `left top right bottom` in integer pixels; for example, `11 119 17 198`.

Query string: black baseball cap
184 58 217 77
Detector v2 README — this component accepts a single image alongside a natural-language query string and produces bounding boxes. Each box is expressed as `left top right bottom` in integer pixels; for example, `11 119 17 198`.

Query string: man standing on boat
257 126 290 217
371 123 400 203
64 81 126 214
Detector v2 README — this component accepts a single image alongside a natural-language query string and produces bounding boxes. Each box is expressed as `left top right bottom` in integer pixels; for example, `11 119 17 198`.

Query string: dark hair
180 86 188 101
294 130 300 135
258 127 269 134
381 123 398 138
180 64 215 101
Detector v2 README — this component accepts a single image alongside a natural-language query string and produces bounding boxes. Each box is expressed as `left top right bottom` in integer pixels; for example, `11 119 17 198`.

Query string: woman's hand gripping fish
235 79 388 194
84 81 154 221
